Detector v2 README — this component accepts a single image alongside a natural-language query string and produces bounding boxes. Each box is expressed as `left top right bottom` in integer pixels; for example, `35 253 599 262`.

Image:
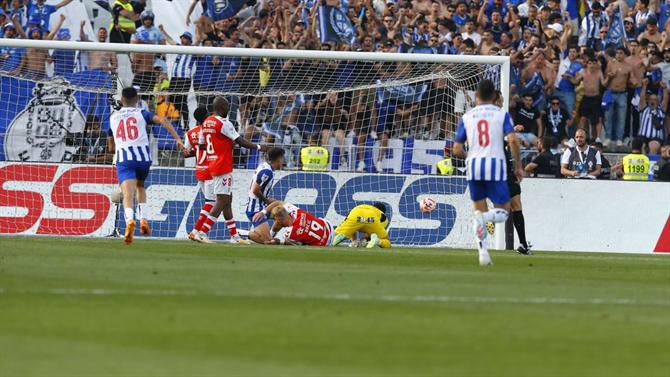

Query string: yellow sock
379 239 391 248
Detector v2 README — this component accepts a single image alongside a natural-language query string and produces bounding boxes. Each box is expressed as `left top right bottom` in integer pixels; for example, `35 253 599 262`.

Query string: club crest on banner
329 8 354 42
4 78 86 162
213 0 229 14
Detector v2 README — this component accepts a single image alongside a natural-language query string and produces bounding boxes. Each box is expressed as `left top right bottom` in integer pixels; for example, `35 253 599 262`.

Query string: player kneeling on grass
246 147 286 243
109 87 185 244
332 203 391 249
252 201 333 246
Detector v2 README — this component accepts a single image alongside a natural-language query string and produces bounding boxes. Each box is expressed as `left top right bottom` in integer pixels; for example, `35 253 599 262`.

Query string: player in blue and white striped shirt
108 87 184 244
453 80 523 266
246 148 286 244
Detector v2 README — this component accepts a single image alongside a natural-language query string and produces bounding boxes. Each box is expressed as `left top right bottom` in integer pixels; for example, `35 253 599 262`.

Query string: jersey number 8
205 134 215 155
477 120 490 147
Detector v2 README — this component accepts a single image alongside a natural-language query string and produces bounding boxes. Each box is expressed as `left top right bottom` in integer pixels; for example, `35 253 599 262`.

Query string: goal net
0 39 509 248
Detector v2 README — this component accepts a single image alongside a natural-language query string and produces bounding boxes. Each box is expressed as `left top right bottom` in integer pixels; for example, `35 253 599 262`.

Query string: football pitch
0 238 668 377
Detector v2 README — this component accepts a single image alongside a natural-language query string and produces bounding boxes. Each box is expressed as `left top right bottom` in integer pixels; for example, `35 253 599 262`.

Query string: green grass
0 238 668 377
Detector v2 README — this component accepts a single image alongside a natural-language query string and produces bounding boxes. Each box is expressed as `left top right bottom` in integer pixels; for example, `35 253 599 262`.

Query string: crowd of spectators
0 0 669 179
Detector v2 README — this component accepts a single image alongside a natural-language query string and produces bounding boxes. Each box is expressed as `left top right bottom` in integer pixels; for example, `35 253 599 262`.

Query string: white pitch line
1 288 669 307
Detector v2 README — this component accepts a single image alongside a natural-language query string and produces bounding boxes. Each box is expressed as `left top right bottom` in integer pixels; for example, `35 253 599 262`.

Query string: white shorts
198 179 215 201
212 173 233 196
455 90 476 114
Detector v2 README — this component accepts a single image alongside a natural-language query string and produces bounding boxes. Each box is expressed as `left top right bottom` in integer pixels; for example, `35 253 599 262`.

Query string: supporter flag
318 3 356 45
376 81 428 104
0 75 111 162
206 0 249 21
605 1 625 47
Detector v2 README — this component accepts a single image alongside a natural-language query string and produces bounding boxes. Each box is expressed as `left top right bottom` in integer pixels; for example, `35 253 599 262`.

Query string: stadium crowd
0 0 669 180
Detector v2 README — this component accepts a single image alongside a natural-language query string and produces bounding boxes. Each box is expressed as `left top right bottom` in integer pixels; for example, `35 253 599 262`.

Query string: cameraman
560 128 602 179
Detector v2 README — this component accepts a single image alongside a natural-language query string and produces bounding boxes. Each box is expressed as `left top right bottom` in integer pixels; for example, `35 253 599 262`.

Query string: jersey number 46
115 117 139 142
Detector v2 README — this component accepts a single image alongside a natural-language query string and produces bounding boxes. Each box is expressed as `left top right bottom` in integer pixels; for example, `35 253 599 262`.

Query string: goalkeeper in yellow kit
332 202 391 248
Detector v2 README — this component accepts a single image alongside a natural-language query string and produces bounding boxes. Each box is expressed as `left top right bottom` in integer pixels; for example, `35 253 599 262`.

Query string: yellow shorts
335 205 389 239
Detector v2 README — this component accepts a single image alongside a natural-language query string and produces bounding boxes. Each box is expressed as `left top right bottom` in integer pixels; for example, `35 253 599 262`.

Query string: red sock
226 220 238 237
193 202 214 231
201 214 217 235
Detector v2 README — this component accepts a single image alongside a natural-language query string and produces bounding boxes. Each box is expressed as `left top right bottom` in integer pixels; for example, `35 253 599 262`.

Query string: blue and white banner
205 0 248 21
0 74 112 162
605 1 625 47
318 4 356 45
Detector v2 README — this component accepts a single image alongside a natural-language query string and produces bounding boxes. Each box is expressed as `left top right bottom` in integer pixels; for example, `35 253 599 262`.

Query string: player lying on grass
332 203 392 248
252 201 333 246
184 106 216 243
246 147 286 244
109 87 185 244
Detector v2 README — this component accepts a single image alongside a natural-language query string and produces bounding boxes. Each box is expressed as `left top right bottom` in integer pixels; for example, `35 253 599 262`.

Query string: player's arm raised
152 114 185 152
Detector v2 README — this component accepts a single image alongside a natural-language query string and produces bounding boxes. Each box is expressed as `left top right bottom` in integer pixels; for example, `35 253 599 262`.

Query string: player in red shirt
253 201 333 246
201 96 267 244
183 106 216 243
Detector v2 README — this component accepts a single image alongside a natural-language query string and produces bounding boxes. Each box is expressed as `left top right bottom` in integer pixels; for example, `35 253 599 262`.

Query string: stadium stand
0 0 668 180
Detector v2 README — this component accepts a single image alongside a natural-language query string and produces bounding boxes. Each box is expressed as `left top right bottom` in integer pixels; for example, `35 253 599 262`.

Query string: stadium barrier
522 179 670 254
0 162 488 248
2 162 668 253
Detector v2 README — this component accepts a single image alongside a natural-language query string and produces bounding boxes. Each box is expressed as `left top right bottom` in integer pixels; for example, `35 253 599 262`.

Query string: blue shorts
116 161 152 184
246 210 269 228
468 180 510 205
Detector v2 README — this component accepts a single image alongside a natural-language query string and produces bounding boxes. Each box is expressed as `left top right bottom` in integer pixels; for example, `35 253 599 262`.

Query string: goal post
0 38 510 249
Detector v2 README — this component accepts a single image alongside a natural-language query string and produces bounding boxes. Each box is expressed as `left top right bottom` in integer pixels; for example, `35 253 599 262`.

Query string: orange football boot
140 219 151 235
124 220 136 244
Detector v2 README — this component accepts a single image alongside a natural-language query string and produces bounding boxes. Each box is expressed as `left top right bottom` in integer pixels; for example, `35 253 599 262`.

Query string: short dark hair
477 79 496 102
373 202 387 222
541 136 553 151
267 147 285 162
462 38 475 48
631 137 645 151
121 87 138 100
194 106 209 125
548 13 562 23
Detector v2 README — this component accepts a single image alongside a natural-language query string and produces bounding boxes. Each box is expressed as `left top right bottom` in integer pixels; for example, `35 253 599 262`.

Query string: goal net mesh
0 41 505 248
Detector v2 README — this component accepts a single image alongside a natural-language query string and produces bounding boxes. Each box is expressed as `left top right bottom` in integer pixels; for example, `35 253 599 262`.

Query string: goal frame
0 38 510 250
0 38 510 108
